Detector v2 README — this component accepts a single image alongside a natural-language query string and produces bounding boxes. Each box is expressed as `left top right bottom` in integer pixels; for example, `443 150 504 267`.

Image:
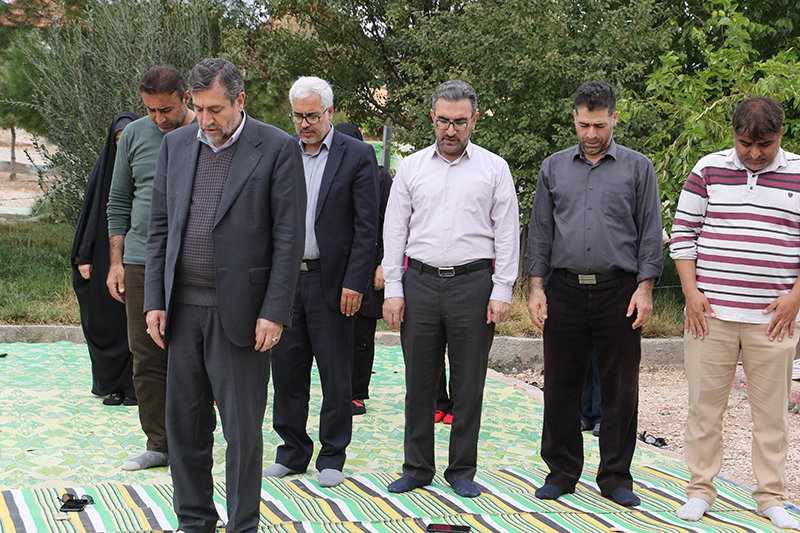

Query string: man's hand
78 264 92 280
145 310 166 349
107 264 126 303
764 290 800 342
373 265 385 291
383 297 405 331
527 276 547 330
487 300 511 324
627 278 655 330
255 318 283 352
107 234 126 302
683 288 715 339
340 288 363 316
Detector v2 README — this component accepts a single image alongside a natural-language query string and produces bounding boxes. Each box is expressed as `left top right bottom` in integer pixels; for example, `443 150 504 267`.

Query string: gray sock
318 468 344 487
122 451 169 471
262 463 299 478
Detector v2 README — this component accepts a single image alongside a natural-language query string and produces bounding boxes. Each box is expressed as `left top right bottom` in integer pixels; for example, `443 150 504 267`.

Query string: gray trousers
400 266 494 484
167 303 270 533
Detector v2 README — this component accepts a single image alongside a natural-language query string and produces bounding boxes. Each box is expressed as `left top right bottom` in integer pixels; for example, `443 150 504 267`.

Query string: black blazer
297 129 380 310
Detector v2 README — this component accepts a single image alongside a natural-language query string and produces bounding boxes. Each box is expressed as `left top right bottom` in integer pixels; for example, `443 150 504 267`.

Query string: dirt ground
507 365 800 506
0 128 46 209
0 173 42 208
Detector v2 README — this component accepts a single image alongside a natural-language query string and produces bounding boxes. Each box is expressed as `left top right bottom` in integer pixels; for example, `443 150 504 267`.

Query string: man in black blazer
144 58 305 533
263 76 379 487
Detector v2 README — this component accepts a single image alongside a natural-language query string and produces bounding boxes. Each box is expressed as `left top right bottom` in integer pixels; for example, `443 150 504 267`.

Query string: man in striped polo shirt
671 96 800 529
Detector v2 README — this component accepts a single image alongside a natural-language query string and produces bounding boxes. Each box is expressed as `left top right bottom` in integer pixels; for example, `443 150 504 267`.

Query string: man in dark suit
144 58 305 533
263 76 379 488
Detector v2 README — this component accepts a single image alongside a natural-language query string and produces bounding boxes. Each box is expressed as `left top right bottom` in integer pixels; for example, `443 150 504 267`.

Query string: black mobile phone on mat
427 524 471 532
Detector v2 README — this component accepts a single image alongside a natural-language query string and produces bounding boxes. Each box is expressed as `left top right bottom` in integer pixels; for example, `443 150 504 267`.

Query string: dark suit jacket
300 129 380 310
358 165 393 318
144 116 306 347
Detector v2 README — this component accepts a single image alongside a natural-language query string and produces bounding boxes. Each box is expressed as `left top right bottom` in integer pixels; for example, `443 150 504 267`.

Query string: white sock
677 498 711 521
762 506 799 529
262 463 298 478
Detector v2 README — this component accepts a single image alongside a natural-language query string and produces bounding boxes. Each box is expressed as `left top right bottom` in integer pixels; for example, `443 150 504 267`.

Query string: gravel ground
505 365 800 506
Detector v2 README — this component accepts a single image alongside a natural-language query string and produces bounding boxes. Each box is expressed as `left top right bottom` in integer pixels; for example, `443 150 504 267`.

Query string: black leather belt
554 268 627 285
408 258 493 278
300 259 321 272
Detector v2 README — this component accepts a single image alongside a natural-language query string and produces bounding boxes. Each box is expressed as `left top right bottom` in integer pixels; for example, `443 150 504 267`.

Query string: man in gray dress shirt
526 81 663 507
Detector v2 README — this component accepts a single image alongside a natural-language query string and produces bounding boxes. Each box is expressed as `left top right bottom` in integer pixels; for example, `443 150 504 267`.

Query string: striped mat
1 342 799 532
2 465 796 532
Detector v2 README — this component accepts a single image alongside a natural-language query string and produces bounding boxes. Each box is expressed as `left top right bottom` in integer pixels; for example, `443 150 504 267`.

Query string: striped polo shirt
670 147 800 324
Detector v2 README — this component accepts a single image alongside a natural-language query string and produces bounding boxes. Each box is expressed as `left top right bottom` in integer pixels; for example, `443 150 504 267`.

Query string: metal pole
381 124 392 169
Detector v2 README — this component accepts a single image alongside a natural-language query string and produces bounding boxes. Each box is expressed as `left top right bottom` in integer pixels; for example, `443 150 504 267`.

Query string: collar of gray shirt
299 126 335 260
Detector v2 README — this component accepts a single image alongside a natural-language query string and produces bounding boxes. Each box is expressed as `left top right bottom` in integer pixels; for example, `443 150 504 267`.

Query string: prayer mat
1 342 797 532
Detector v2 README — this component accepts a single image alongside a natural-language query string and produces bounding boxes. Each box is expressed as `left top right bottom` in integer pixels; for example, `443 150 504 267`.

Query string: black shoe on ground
103 392 124 406
352 399 366 415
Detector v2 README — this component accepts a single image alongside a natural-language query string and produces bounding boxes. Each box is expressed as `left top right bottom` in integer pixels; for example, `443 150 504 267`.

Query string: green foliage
15 0 215 223
0 220 79 325
630 0 800 232
231 0 673 222
663 0 800 69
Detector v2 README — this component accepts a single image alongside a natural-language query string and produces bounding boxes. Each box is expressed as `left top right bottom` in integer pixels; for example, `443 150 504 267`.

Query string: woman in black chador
71 112 138 406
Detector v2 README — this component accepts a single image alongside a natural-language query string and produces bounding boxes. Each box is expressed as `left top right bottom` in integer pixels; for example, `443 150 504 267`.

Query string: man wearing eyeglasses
526 81 662 507
382 80 519 498
263 76 379 488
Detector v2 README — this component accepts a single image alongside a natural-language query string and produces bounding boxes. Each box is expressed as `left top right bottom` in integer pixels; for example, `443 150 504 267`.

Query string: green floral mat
0 342 796 532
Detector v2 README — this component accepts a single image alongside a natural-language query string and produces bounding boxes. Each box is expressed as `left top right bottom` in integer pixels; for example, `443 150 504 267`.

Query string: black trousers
541 272 641 495
271 270 355 473
400 267 494 484
167 303 269 533
352 313 377 400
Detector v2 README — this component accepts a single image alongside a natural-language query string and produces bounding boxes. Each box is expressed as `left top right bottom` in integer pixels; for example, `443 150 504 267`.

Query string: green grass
0 219 687 336
0 218 80 325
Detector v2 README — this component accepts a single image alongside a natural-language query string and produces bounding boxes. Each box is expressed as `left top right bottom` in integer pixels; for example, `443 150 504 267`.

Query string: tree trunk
9 125 16 181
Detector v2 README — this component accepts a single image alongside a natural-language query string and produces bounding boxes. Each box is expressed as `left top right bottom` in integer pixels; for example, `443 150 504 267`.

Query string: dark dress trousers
144 117 305 533
270 130 379 474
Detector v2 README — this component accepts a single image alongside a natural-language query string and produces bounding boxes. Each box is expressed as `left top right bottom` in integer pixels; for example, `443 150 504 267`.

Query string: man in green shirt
106 65 196 471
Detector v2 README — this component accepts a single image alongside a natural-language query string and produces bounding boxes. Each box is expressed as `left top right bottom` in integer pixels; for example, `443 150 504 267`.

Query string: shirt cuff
384 281 405 299
490 284 513 304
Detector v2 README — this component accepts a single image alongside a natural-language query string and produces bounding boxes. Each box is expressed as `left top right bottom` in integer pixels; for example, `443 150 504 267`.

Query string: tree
15 0 215 222
0 0 80 179
231 0 673 221
630 0 800 231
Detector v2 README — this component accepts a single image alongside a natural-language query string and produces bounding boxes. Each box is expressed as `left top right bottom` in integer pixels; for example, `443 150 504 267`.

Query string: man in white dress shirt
382 80 519 498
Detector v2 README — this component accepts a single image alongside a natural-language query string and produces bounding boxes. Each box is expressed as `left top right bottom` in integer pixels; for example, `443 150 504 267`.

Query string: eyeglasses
433 117 473 131
289 109 329 125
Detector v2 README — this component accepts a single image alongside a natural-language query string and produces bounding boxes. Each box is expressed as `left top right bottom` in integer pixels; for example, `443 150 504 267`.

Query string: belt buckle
578 274 596 285
300 262 308 272
437 267 456 278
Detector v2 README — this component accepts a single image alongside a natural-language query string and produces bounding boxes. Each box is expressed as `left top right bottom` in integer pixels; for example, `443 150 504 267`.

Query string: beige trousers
683 316 796 512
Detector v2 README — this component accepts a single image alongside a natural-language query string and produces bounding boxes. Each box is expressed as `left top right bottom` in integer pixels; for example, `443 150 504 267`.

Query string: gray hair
431 80 477 115
289 76 334 109
188 58 245 104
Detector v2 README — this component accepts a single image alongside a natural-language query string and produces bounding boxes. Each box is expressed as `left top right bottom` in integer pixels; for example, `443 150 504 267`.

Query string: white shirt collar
432 140 472 164
197 111 247 153
728 145 788 174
